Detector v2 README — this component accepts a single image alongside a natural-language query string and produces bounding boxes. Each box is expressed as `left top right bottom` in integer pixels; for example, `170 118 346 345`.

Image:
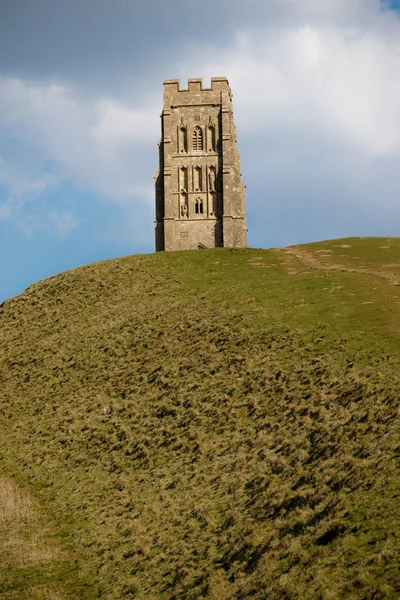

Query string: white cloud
49 210 83 236
179 9 400 157
10 208 82 238
91 100 156 144
0 78 159 206
0 160 56 231
0 160 55 202
0 201 11 220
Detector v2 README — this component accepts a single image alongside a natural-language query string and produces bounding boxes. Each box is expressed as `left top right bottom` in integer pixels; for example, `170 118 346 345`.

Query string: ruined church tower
155 77 247 251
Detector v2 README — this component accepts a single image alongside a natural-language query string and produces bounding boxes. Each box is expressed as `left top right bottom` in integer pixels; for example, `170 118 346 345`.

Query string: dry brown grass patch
0 478 34 525
0 477 63 567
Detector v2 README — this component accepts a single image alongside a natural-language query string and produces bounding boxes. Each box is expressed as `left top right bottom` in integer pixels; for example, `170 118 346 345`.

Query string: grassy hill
0 237 399 599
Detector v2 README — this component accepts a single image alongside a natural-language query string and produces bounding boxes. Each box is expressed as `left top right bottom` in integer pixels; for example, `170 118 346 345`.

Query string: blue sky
1 0 400 301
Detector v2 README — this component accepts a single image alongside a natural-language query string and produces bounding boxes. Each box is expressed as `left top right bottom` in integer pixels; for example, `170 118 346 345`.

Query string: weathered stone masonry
155 77 247 251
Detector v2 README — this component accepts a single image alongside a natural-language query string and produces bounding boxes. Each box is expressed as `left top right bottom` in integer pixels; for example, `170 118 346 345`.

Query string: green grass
0 238 399 599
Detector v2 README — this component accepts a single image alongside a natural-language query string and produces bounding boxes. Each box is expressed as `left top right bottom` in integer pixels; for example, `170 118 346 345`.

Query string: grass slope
0 237 399 599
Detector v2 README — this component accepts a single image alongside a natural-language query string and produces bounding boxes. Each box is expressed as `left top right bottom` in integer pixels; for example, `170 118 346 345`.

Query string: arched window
195 198 204 215
192 126 204 151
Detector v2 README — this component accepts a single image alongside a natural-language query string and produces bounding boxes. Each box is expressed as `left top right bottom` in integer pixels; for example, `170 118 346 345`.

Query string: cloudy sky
1 0 400 301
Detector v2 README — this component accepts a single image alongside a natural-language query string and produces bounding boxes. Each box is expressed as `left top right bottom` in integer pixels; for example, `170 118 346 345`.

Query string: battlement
163 77 230 93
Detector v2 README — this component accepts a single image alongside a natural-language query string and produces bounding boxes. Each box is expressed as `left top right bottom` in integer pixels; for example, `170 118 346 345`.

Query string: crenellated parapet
163 77 231 93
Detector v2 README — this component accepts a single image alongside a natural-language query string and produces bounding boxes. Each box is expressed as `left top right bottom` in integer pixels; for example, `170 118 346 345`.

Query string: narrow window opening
195 198 204 215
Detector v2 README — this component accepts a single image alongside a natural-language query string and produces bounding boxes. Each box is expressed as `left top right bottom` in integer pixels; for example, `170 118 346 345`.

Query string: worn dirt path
283 247 400 286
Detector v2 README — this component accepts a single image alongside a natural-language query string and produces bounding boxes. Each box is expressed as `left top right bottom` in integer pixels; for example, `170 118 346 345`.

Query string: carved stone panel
209 192 217 217
208 125 216 152
208 166 216 192
180 195 188 218
180 166 188 193
193 165 202 192
179 119 187 153
179 166 188 219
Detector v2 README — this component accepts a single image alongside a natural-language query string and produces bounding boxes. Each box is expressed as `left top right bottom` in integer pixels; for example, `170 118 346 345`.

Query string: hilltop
0 238 399 599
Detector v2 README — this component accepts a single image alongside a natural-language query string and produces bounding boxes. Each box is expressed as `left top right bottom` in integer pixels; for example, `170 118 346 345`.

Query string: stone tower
155 77 247 251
